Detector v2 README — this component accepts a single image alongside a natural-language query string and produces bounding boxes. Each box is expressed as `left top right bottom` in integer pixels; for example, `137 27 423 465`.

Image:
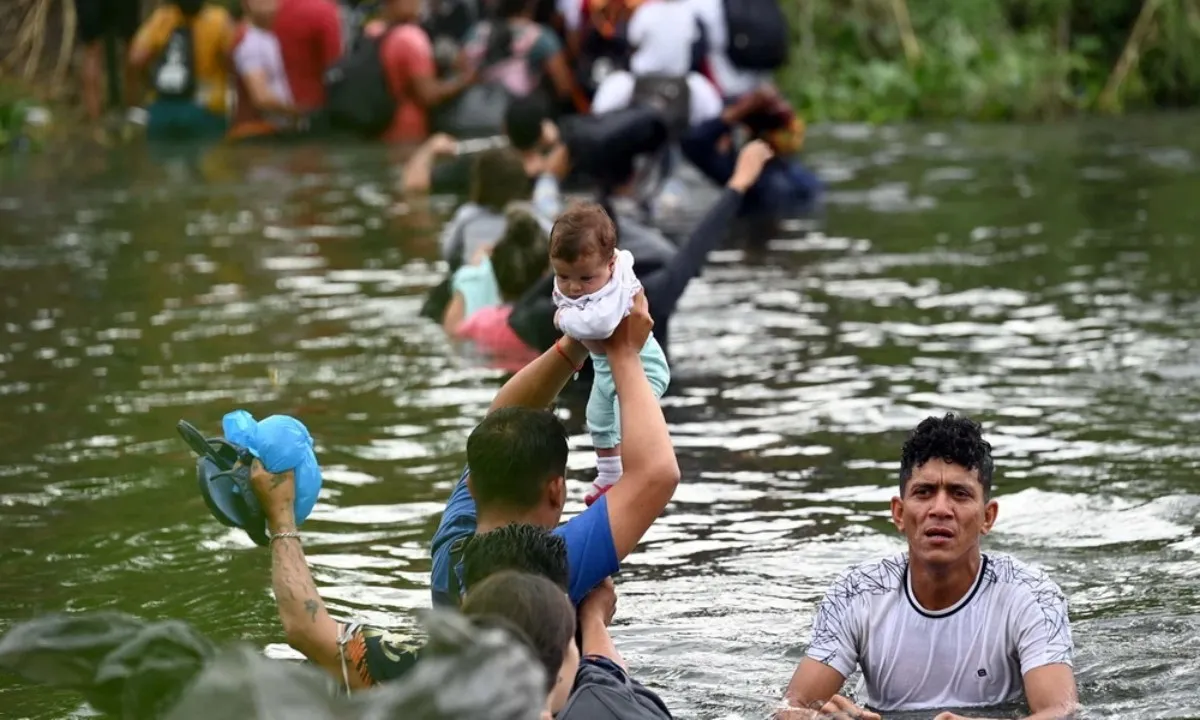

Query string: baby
550 202 671 506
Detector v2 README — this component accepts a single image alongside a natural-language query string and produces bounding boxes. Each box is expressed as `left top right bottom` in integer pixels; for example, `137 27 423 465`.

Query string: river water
1 114 1199 720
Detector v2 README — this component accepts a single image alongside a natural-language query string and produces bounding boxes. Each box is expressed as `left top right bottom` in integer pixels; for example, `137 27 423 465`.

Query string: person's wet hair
899 413 995 498
460 570 576 693
466 407 568 511
549 202 617 263
490 205 549 301
505 94 552 151
462 523 569 591
470 149 531 212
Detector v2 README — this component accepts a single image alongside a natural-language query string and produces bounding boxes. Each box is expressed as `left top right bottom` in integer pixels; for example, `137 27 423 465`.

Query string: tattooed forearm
268 534 339 671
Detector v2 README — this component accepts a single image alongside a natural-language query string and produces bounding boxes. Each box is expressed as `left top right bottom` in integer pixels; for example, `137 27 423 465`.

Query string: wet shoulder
825 552 909 601
981 552 1068 607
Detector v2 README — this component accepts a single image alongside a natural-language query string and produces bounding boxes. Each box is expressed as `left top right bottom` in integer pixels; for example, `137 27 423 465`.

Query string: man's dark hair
460 570 576 693
899 413 994 498
466 407 568 511
462 523 569 591
504 93 552 151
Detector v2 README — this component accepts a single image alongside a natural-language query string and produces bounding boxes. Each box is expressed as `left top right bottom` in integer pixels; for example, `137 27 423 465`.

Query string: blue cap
220 410 322 525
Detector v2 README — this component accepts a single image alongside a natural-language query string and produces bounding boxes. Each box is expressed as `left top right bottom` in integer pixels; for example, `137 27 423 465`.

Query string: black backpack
324 26 399 138
631 75 691 139
721 0 789 71
153 25 198 101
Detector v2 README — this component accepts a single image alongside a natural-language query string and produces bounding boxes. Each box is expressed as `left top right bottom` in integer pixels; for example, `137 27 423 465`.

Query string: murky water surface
2 115 1200 719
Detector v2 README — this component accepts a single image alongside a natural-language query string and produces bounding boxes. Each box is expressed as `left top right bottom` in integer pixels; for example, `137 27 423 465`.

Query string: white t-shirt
627 0 699 77
232 25 294 126
553 249 642 341
805 552 1074 713
686 0 768 98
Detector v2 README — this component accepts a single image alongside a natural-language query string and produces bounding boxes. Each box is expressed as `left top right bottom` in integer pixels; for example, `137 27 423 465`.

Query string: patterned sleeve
804 570 863 679
1014 571 1074 674
340 624 423 687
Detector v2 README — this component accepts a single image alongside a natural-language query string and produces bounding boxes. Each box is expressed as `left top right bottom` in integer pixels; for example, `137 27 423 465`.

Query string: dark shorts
74 0 141 44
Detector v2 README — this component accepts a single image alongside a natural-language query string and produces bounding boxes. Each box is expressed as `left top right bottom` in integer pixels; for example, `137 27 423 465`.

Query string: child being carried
550 202 671 506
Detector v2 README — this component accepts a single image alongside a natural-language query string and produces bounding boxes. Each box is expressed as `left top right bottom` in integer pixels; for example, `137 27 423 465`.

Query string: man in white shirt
781 413 1078 720
590 0 723 127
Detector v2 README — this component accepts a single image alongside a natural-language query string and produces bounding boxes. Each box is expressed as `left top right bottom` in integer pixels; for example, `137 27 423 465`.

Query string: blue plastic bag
221 410 323 525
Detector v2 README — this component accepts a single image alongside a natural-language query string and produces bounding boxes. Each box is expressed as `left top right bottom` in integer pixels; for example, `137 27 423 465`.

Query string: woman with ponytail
443 203 553 370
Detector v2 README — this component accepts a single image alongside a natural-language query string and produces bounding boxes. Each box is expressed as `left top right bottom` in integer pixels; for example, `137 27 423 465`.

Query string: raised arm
642 139 773 322
487 334 590 412
401 134 460 194
247 461 361 688
247 461 427 689
597 292 681 560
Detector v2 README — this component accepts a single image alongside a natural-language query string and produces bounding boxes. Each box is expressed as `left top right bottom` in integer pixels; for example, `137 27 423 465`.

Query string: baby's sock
585 455 623 506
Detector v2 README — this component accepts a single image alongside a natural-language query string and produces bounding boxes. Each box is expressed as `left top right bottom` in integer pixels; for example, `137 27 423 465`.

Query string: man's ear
981 499 999 535
547 475 566 511
890 496 905 533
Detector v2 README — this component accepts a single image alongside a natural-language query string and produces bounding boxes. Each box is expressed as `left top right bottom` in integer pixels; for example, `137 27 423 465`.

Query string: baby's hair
548 202 616 263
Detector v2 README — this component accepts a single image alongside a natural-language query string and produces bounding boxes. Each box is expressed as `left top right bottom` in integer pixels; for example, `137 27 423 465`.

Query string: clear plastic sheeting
0 610 546 720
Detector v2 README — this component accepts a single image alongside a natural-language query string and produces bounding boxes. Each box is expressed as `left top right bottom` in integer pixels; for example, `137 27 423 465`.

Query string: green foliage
0 91 34 152
778 0 1200 122
0 79 57 153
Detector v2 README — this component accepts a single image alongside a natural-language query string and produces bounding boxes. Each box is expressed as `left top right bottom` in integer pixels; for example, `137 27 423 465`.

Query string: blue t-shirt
430 466 620 607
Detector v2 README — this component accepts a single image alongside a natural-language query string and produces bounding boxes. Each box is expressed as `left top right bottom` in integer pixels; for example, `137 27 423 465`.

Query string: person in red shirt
274 0 342 113
365 0 476 144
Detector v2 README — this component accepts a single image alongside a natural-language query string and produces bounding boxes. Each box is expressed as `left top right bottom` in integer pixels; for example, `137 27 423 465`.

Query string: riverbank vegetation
3 0 1200 125
776 0 1200 122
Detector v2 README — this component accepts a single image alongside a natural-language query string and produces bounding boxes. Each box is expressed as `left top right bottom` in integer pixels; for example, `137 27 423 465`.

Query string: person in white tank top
780 414 1079 720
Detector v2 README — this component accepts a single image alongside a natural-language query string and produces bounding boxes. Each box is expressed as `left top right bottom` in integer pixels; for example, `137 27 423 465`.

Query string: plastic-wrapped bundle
0 609 545 720
0 611 215 720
